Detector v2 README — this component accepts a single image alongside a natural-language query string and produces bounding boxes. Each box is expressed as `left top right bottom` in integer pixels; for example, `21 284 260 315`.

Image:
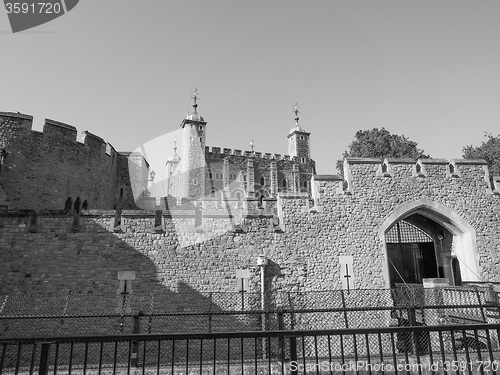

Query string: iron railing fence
1 323 500 375
1 286 499 338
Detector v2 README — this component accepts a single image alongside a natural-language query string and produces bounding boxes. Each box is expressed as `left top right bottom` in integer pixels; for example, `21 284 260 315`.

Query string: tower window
199 126 203 131
301 157 306 163
64 197 72 210
260 177 265 186
303 181 308 188
193 178 198 185
282 179 287 188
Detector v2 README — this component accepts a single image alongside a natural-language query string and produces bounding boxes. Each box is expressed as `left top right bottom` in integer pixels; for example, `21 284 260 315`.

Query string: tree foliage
336 128 429 174
462 133 500 176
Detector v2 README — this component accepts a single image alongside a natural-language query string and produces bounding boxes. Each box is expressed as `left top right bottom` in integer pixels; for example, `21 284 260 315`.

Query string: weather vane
191 88 199 106
293 102 300 125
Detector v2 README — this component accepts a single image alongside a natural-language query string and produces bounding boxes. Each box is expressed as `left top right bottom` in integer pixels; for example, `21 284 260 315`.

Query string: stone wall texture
0 112 146 210
1 157 499 297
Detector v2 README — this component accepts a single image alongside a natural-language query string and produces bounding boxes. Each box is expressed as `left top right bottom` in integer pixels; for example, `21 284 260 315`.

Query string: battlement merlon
204 145 306 161
343 157 493 193
0 112 120 159
0 111 34 132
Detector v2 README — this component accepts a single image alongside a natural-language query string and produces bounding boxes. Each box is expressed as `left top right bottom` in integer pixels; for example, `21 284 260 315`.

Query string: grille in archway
385 220 433 243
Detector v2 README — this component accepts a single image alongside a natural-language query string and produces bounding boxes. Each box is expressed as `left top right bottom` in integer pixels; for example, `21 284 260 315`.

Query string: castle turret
287 103 311 164
179 89 206 198
165 138 181 196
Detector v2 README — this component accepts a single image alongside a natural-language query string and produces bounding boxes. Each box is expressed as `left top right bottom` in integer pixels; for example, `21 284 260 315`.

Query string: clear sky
1 0 499 179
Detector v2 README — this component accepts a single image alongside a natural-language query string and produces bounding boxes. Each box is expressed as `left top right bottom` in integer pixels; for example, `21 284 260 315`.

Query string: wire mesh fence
0 285 499 338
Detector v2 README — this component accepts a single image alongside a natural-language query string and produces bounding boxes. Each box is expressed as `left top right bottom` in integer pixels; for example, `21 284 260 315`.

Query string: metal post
38 343 50 375
289 336 298 375
257 255 268 359
131 312 140 367
278 307 284 362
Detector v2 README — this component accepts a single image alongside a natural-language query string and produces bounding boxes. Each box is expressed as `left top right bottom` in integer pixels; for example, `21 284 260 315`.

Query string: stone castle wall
1 158 499 298
0 112 146 211
205 146 316 196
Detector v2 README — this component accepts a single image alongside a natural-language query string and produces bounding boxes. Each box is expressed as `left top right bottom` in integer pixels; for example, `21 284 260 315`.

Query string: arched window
74 197 81 214
303 181 308 189
82 200 88 210
64 197 72 210
282 179 287 188
235 192 242 201
260 177 265 186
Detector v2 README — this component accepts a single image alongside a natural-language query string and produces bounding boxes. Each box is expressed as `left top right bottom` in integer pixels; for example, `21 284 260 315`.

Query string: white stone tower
179 89 206 198
287 103 311 163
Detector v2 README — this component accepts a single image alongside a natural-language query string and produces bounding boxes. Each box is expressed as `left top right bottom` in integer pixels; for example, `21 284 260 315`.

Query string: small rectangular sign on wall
339 256 354 292
235 268 251 292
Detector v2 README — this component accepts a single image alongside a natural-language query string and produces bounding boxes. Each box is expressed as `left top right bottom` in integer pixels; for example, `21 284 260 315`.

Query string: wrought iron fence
1 285 499 338
1 323 500 375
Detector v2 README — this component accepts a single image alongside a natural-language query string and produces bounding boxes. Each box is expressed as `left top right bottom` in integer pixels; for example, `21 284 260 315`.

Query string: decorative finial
191 88 199 112
250 139 254 152
173 136 178 154
293 102 300 125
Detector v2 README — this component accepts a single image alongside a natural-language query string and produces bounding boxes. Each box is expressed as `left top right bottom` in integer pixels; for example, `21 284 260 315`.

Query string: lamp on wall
149 170 156 181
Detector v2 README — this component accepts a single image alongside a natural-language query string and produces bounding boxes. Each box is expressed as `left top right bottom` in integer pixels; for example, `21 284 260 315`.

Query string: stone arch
231 188 246 200
73 197 81 214
378 198 480 287
64 197 72 210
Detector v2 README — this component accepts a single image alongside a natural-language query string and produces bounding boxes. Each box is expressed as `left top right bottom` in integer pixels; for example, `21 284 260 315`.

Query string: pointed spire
293 102 300 126
250 139 254 152
167 136 180 163
183 88 205 123
289 102 305 134
191 88 199 113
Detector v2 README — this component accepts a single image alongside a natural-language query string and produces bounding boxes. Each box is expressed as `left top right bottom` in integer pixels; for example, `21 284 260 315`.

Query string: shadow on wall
0 211 262 337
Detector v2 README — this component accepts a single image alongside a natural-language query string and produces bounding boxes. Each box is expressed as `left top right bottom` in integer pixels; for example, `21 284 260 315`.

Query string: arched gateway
379 199 480 288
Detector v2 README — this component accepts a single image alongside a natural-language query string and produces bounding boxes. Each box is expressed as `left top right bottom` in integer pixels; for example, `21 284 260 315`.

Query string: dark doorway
386 220 438 287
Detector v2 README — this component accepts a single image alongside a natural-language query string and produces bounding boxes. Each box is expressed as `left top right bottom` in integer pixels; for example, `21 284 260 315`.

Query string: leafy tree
336 128 429 174
462 133 500 176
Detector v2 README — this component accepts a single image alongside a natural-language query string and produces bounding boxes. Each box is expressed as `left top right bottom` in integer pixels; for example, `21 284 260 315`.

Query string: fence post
409 307 418 354
131 312 140 367
278 307 284 362
340 290 349 328
289 337 298 375
38 343 50 375
208 292 213 333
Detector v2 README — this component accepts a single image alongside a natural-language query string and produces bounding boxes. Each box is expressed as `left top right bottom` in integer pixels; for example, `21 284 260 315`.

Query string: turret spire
191 88 199 113
293 102 300 126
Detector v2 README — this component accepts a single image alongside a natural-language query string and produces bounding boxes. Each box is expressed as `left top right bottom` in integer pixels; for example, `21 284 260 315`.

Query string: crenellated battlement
343 157 490 179
0 112 114 157
204 145 292 160
0 111 146 211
